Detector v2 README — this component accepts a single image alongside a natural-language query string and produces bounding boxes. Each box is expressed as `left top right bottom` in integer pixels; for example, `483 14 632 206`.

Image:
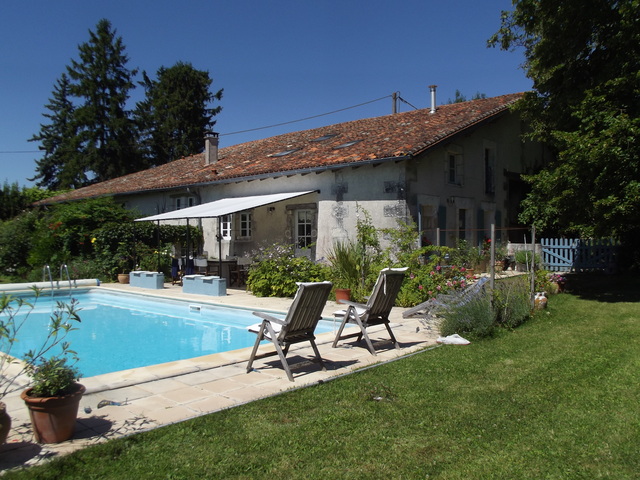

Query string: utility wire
219 94 394 137
398 95 419 110
1 93 401 151
0 150 39 154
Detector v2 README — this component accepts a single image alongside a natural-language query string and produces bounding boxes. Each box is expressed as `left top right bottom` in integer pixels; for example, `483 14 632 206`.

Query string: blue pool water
2 290 334 377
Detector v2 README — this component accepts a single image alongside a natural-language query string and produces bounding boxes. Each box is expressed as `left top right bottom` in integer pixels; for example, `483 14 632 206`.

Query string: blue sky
0 0 530 187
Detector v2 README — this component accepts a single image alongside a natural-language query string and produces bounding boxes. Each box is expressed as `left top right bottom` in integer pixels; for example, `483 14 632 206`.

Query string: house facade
41 92 548 262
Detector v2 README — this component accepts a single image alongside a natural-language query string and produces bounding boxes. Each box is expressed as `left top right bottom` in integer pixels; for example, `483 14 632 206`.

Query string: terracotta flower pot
335 288 351 303
21 383 85 444
117 273 130 284
0 402 10 444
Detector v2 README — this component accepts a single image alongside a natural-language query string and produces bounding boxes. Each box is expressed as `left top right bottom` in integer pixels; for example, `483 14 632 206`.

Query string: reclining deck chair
332 267 408 355
402 276 489 318
247 281 332 382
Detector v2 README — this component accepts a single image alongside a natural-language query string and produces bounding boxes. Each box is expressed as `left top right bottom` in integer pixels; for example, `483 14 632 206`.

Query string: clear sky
0 0 530 187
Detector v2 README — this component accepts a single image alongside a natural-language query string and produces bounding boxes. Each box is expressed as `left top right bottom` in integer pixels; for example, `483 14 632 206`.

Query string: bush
246 243 332 297
0 210 41 279
493 277 532 329
395 249 472 308
439 293 496 338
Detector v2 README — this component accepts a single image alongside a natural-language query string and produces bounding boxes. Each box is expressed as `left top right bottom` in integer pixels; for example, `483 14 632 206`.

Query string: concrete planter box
130 271 165 289
182 275 227 296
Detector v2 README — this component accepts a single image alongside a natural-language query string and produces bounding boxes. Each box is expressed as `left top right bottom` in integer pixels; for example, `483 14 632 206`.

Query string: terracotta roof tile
40 93 522 204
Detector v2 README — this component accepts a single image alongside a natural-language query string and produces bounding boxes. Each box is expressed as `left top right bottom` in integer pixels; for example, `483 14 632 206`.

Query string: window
447 153 464 186
175 196 195 210
296 210 313 249
484 146 496 194
239 213 252 238
267 148 300 157
220 215 231 240
333 140 361 149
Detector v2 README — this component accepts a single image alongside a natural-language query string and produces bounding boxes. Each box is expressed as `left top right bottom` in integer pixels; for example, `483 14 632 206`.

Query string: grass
5 274 640 479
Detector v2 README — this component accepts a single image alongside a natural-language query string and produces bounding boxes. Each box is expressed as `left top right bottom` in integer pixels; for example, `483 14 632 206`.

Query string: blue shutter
438 205 447 246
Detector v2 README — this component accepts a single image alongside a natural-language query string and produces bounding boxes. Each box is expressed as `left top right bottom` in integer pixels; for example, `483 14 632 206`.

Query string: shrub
514 250 542 268
247 243 332 297
396 257 472 307
26 356 81 398
439 293 496 338
0 210 41 279
493 277 532 329
1 289 81 400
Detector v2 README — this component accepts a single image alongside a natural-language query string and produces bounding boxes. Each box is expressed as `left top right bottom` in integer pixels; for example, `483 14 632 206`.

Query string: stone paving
0 282 440 473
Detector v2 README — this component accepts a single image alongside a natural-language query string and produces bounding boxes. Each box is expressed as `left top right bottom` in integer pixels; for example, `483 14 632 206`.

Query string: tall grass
4 274 639 479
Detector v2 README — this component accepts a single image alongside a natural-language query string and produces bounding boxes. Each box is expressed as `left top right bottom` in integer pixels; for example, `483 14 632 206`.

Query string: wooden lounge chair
402 276 489 318
247 281 333 381
332 267 408 355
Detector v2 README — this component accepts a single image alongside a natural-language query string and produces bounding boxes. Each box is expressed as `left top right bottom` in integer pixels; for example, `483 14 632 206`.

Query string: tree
135 62 223 166
66 19 141 183
29 74 84 189
489 0 640 246
447 90 486 104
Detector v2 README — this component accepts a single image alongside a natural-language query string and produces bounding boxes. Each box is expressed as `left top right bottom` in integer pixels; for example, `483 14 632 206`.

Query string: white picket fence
541 238 620 273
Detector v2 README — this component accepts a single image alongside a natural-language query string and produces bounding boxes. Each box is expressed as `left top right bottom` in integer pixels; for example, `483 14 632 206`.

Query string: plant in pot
116 241 136 283
515 250 542 272
328 240 361 302
21 355 84 444
0 289 82 444
328 207 382 302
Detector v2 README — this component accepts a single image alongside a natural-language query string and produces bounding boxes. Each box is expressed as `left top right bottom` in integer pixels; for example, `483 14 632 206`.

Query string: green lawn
5 274 640 479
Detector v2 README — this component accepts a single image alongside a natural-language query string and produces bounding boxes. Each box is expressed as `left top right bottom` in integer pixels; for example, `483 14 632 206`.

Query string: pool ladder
42 264 74 296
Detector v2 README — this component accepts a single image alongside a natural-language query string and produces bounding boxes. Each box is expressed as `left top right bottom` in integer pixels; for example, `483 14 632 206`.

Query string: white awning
135 190 316 222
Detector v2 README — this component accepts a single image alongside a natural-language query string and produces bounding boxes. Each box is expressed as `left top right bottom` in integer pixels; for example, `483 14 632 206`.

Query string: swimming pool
1 289 335 377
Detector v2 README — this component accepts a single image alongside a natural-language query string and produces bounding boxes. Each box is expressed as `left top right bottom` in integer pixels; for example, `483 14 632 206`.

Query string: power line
0 150 39 154
219 94 394 137
1 93 397 152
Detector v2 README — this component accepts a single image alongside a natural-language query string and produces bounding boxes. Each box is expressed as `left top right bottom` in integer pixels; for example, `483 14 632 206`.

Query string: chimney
204 133 219 165
429 85 437 114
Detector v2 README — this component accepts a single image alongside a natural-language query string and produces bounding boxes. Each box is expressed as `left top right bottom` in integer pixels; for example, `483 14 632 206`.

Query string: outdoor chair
402 276 489 318
230 256 252 286
194 257 209 275
247 281 333 381
170 257 182 286
332 267 408 355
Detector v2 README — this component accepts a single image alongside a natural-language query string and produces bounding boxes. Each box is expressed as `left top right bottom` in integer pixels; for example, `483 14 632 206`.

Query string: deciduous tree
489 0 640 247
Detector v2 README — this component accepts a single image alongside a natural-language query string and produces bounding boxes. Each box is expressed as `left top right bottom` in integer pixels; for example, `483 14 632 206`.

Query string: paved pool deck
1 282 441 472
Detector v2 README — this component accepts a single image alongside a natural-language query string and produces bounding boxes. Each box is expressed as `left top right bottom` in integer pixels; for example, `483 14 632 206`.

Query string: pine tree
29 74 85 189
135 62 223 166
66 18 141 183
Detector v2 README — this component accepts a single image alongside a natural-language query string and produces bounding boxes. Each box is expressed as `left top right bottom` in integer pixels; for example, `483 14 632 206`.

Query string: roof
39 93 522 204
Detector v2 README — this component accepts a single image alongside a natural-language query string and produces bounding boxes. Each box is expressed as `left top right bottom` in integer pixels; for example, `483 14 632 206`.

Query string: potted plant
116 241 135 283
0 289 82 444
494 244 509 271
21 356 84 444
327 240 361 302
515 250 541 272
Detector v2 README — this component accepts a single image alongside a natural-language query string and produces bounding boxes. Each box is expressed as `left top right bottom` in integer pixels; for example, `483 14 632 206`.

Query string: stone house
41 91 547 262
